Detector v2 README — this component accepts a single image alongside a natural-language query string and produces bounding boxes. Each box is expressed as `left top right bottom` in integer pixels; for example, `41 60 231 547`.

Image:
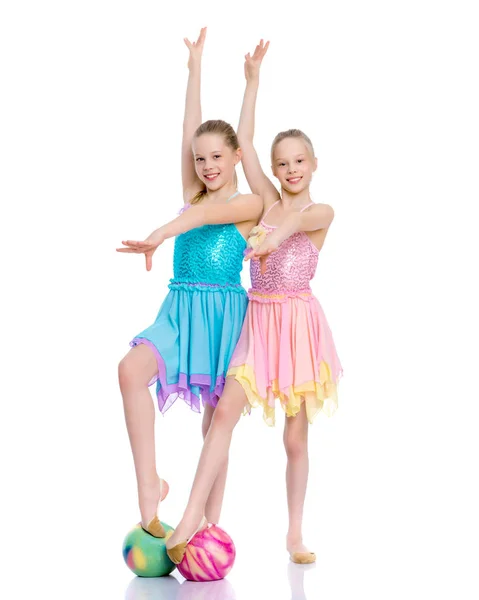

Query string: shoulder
230 193 263 209
264 189 281 209
299 202 334 232
307 202 334 219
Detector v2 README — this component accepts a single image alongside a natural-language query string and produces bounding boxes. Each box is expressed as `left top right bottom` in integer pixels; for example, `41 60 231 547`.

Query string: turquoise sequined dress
130 194 248 413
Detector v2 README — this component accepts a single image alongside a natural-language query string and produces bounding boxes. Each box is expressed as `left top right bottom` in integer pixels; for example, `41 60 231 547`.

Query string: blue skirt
131 283 248 413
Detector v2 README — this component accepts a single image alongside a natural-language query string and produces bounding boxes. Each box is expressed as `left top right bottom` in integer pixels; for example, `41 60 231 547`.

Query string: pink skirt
227 294 342 426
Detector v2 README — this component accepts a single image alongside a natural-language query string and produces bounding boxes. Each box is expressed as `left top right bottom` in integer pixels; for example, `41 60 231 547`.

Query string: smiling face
193 133 241 191
271 136 317 194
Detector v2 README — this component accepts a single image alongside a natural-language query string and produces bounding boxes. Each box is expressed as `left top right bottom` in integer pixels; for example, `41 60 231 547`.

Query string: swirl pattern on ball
177 525 236 582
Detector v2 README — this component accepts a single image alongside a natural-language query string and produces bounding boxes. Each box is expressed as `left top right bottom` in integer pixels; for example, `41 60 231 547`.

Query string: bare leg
119 344 169 528
167 377 247 548
283 402 312 555
202 404 229 524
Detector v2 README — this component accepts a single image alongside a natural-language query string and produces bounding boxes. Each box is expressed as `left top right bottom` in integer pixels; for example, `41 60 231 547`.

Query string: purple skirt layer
130 338 226 413
129 286 248 414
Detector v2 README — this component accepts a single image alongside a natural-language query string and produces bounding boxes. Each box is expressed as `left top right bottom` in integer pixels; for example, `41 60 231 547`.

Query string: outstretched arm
160 194 263 235
246 204 335 272
238 40 279 203
181 27 207 201
117 194 263 271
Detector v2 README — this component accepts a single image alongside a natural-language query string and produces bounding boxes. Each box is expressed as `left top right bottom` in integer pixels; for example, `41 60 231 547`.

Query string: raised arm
238 40 279 203
181 27 207 201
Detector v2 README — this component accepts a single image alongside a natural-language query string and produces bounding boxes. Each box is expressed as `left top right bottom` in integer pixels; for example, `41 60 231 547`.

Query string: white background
1 1 478 598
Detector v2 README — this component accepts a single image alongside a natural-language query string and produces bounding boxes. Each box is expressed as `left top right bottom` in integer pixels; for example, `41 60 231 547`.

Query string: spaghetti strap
226 191 240 202
300 202 315 213
262 200 280 220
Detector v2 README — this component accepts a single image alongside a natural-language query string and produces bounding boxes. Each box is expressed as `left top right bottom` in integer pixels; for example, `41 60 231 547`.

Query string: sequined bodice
172 222 247 289
250 221 319 297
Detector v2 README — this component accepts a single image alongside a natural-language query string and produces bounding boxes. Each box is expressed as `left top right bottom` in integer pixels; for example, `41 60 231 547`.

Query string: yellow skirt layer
228 361 338 427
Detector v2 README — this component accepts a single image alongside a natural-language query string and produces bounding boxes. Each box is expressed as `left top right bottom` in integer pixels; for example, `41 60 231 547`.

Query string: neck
280 187 311 209
205 183 237 203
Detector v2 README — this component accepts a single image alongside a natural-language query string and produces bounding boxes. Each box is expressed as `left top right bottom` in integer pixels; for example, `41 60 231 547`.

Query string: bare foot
166 513 207 549
139 477 169 528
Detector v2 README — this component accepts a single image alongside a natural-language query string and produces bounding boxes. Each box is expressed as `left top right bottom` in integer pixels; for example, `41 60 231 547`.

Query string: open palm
116 232 165 272
244 39 270 81
184 27 207 68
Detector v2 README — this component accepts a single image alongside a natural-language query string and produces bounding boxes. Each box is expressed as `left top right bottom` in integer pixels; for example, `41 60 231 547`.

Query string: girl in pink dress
167 40 342 566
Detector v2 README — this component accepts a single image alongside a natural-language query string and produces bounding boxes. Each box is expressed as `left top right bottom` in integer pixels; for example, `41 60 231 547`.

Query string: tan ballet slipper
141 478 170 538
166 516 208 564
290 551 317 565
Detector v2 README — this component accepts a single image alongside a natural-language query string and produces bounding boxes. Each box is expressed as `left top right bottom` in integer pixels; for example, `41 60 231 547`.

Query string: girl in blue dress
117 28 262 537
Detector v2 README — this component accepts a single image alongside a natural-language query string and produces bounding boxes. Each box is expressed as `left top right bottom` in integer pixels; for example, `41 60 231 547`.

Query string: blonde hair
190 120 240 205
271 129 315 163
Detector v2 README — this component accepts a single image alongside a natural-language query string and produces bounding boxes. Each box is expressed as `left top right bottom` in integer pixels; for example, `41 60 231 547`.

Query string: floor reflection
125 575 236 600
125 575 180 599
124 562 313 599
177 579 236 600
288 561 316 600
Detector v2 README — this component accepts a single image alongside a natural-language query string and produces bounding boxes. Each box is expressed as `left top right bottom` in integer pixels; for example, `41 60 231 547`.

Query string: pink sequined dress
227 201 342 426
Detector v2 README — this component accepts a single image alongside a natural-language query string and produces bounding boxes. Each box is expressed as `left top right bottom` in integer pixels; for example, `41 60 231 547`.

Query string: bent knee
211 401 241 431
118 345 157 390
118 354 148 390
118 356 135 389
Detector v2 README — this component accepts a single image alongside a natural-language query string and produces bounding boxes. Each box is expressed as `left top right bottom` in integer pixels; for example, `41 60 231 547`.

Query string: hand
244 39 270 81
244 234 280 274
184 27 207 69
116 228 166 271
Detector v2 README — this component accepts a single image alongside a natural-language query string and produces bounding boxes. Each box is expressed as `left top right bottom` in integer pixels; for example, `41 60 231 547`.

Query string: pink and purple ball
177 525 236 582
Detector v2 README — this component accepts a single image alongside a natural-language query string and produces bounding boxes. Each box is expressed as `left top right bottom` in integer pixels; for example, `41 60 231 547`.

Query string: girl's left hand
116 228 166 271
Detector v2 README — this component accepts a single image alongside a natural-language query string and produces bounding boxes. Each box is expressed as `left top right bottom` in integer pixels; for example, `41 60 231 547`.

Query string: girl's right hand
116 228 166 272
184 27 207 69
244 39 270 81
244 233 279 275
